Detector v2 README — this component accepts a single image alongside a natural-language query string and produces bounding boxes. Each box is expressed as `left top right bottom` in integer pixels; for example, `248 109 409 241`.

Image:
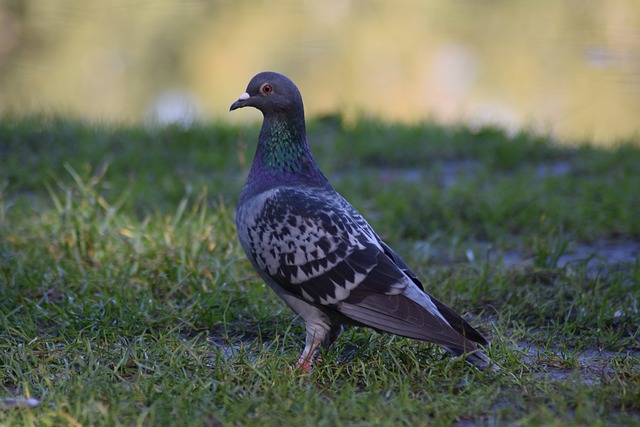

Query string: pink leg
295 338 322 372
294 324 343 371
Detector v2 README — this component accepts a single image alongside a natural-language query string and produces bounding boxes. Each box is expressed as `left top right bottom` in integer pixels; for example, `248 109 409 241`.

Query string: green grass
1 115 639 426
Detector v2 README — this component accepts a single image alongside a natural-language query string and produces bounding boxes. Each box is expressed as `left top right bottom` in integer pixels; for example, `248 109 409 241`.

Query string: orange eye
261 84 273 95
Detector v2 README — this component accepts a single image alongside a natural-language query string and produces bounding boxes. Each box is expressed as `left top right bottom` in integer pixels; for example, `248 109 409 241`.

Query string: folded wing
243 187 486 352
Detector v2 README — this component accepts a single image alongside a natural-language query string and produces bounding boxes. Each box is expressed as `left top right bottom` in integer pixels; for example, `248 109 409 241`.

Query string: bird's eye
261 84 273 95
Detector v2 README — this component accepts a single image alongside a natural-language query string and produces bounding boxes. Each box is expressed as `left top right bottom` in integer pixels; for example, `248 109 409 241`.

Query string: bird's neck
257 113 307 174
245 113 328 190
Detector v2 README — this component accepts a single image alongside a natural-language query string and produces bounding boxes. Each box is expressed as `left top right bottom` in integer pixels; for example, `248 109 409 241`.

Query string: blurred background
0 0 639 144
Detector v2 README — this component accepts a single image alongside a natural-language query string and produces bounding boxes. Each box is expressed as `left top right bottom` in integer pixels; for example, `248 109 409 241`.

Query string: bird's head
229 72 304 117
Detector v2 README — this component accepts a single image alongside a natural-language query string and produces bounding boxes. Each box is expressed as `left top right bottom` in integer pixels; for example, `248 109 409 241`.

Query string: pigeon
230 72 496 371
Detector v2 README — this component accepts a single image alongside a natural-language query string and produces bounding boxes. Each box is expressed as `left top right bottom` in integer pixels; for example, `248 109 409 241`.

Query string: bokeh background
1 0 639 144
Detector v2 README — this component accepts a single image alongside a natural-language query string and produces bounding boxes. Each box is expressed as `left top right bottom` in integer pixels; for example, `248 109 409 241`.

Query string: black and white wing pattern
237 186 485 351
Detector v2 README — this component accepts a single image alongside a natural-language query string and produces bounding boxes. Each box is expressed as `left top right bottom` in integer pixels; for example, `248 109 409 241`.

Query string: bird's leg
326 324 343 347
295 323 332 372
296 324 343 371
295 339 321 372
315 324 343 366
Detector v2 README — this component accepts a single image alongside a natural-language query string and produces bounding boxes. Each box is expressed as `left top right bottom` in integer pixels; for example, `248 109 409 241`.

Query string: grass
1 115 639 426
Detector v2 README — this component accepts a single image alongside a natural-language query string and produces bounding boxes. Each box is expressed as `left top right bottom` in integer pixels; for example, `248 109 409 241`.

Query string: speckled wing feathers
238 187 410 307
237 186 480 352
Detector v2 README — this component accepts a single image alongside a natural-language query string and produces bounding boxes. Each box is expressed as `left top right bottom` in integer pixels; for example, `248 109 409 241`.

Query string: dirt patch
515 341 640 386
498 238 640 277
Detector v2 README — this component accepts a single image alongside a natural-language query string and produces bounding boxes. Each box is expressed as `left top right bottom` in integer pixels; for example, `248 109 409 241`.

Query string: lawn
1 115 639 426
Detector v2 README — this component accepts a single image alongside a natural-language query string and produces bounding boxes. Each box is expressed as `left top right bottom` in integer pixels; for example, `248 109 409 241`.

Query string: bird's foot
295 355 313 372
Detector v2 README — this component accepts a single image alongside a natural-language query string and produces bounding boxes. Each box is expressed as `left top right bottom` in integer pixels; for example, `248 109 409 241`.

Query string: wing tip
446 346 501 371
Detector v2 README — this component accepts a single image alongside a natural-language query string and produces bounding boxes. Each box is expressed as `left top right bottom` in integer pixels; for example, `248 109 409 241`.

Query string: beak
229 92 251 111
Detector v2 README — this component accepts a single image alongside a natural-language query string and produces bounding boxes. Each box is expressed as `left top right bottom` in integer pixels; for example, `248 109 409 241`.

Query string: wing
241 187 406 303
378 240 489 346
239 187 485 350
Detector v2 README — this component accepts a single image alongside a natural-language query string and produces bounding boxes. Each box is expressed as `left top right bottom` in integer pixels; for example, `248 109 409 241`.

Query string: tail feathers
429 295 488 346
445 346 501 371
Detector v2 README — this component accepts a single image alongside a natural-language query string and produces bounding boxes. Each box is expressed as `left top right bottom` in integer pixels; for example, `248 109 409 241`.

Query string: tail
445 346 501 371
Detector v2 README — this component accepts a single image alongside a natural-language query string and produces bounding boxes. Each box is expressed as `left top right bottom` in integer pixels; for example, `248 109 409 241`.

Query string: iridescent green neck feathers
258 115 307 174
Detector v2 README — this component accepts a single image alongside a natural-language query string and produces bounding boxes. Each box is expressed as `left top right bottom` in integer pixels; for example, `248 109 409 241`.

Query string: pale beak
229 92 251 111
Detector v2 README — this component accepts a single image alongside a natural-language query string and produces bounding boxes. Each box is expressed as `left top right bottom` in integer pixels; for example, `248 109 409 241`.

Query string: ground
0 116 638 426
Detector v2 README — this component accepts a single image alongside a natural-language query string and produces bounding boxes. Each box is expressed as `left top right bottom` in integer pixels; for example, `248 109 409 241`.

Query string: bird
230 71 496 371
